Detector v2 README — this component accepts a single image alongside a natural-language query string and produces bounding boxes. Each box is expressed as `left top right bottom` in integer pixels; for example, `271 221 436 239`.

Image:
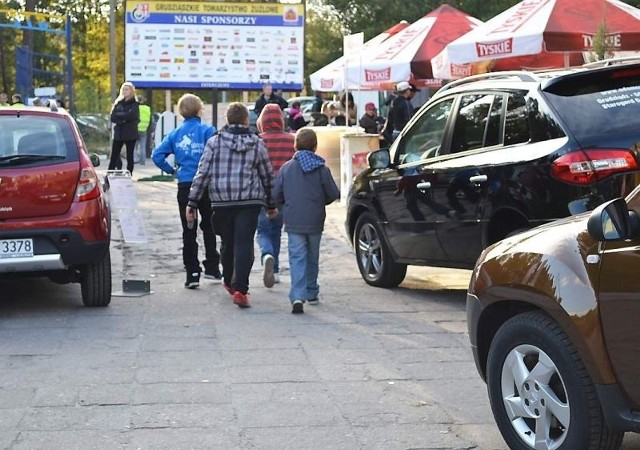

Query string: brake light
551 149 638 185
75 157 101 201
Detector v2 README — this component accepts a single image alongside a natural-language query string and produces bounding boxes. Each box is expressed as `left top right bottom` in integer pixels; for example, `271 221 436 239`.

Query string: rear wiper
0 154 65 164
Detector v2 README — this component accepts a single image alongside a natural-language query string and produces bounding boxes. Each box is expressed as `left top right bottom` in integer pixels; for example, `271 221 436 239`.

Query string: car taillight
551 149 638 185
75 160 101 201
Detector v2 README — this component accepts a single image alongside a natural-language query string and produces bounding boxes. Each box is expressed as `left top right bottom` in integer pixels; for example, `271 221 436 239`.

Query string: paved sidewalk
0 161 498 449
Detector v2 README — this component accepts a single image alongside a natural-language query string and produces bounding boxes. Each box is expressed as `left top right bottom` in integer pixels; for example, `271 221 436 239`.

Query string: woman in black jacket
108 82 140 173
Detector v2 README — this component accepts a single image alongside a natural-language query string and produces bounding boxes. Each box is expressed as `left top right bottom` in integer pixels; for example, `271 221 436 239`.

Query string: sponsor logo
0 206 12 212
320 78 334 89
364 68 391 82
130 3 150 23
450 64 472 77
582 33 621 49
475 38 513 57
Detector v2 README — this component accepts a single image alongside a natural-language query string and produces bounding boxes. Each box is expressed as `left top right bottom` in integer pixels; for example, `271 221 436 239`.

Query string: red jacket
256 104 295 175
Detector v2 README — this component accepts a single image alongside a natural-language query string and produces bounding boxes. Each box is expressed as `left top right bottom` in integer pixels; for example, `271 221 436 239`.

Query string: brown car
467 186 640 449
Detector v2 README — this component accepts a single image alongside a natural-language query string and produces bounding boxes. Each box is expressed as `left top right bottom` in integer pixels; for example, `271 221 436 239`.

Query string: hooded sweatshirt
188 124 275 209
273 150 340 234
256 104 295 175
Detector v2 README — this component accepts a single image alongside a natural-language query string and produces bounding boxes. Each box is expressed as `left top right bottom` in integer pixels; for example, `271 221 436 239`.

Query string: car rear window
0 115 78 165
541 67 640 139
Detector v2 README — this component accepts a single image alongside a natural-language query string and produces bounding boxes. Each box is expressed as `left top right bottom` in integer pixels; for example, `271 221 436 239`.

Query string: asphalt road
1 162 639 449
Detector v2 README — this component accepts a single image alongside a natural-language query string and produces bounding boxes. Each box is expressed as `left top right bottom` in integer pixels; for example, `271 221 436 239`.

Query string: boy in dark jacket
273 129 340 314
152 93 221 289
256 104 296 288
187 103 277 308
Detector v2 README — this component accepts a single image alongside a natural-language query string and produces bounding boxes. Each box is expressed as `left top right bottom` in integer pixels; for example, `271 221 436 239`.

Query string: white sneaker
263 254 275 288
273 273 280 284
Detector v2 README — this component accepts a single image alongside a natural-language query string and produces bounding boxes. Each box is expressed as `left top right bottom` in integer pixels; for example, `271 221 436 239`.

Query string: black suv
346 60 640 287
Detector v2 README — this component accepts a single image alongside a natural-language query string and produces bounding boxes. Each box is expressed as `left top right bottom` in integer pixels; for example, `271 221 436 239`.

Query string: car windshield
542 67 640 141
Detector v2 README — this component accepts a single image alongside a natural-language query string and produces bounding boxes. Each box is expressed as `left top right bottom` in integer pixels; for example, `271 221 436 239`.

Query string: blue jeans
287 232 321 303
256 208 283 273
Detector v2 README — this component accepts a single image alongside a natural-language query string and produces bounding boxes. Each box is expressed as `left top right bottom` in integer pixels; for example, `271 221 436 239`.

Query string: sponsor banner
125 1 304 90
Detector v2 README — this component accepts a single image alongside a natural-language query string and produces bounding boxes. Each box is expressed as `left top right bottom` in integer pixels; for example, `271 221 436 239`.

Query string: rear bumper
0 229 109 274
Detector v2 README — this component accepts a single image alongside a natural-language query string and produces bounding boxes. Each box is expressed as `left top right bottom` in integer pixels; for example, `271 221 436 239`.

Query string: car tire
354 212 407 288
486 311 623 450
81 250 112 307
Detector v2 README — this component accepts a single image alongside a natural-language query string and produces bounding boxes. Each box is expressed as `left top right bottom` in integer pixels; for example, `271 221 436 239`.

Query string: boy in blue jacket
273 129 340 314
152 94 221 288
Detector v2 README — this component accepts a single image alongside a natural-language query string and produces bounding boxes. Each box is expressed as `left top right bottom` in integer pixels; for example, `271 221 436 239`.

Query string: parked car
466 186 640 449
345 60 640 287
0 102 112 306
286 96 316 125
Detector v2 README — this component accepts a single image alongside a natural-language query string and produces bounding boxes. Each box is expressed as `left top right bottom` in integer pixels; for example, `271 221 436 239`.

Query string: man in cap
381 81 419 144
359 102 384 135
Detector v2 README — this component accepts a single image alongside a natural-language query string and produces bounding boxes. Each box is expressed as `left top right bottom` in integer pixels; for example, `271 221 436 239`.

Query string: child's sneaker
223 284 234 296
204 268 222 282
184 272 200 289
233 291 251 308
308 298 319 305
263 254 275 288
291 300 304 314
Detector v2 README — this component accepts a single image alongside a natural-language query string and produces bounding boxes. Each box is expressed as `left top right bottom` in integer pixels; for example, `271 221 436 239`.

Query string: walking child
273 129 340 314
151 93 221 288
256 104 296 288
187 102 277 308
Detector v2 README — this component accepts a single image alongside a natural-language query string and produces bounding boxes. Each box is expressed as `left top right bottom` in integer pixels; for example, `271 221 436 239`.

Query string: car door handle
469 175 488 183
416 181 431 190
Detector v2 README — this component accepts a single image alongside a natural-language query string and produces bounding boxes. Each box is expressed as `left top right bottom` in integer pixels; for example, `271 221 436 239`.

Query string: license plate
0 238 34 258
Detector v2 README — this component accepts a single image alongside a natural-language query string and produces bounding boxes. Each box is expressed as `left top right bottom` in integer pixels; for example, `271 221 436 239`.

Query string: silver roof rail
438 71 541 93
49 99 58 112
581 55 640 68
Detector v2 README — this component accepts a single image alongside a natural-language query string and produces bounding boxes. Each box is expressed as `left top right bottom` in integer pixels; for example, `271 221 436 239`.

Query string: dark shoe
308 298 319 305
233 291 251 308
184 272 200 289
291 300 304 314
223 284 234 296
204 268 222 282
263 254 275 288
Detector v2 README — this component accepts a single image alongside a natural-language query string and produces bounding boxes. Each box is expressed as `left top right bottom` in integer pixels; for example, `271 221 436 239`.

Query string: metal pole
65 15 74 114
211 88 218 129
109 0 117 102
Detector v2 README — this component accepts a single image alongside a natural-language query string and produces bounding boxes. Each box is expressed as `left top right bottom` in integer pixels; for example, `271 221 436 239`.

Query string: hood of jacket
294 150 325 173
219 124 260 153
257 104 284 133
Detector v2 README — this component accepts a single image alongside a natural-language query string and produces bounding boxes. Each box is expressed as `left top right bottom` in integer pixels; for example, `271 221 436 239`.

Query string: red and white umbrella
309 21 410 92
344 5 483 89
432 0 640 79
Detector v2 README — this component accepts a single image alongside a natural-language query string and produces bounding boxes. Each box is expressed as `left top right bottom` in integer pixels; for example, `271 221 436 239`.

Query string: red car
0 102 111 306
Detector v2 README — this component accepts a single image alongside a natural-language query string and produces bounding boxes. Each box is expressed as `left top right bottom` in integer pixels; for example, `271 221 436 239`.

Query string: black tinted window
542 68 640 139
504 94 530 146
395 98 454 163
451 94 495 153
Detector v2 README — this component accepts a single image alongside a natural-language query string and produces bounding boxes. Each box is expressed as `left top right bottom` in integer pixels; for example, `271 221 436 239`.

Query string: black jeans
177 184 219 274
211 205 261 294
108 139 136 174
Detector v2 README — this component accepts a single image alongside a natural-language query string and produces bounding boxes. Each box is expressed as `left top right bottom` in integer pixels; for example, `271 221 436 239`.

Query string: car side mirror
368 148 390 170
88 152 101 167
587 198 640 241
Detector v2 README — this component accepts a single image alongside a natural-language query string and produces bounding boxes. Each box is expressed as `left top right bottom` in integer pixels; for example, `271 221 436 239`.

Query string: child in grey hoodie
273 129 340 314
